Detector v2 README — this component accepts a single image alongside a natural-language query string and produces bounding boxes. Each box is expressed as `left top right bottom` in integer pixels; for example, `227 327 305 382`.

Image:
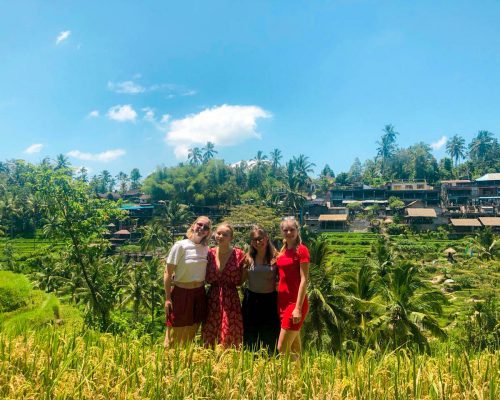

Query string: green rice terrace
1 230 498 399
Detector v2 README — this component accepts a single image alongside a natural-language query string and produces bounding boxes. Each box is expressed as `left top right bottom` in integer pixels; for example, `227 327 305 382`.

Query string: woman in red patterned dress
202 223 247 348
276 217 309 358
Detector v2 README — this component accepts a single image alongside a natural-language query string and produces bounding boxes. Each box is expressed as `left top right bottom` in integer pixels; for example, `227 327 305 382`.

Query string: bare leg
186 323 200 341
278 328 300 357
290 334 301 354
165 326 191 348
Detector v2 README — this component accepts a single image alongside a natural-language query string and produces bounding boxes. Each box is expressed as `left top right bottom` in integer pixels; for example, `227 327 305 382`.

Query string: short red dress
276 244 310 331
202 247 246 347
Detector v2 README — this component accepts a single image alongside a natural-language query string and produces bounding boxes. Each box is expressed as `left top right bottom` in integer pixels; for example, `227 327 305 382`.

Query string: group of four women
164 215 309 356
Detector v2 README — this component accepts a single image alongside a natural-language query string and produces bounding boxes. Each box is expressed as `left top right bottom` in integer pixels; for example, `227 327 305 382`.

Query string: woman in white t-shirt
164 216 212 347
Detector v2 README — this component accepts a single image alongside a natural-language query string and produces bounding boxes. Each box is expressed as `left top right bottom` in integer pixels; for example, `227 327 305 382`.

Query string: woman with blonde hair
164 216 212 347
202 222 247 348
242 225 280 352
275 217 309 357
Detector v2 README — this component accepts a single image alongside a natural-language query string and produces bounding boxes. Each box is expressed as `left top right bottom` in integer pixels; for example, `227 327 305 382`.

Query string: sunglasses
195 222 210 231
251 236 266 243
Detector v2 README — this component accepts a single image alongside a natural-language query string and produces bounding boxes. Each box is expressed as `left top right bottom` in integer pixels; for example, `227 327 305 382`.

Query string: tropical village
2 1 500 398
0 127 499 399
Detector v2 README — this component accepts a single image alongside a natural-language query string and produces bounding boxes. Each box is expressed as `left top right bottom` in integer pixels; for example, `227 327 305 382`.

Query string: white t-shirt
166 239 208 283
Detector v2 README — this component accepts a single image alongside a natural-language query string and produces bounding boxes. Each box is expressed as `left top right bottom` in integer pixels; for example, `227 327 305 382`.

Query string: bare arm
164 263 175 316
292 262 309 323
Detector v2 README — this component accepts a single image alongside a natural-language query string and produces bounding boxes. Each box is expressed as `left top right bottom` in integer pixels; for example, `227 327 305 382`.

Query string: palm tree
376 124 399 178
469 130 495 161
188 147 203 165
142 257 164 329
159 200 194 236
115 171 129 194
292 155 315 191
446 135 466 167
55 154 71 172
269 148 282 175
342 260 392 347
369 262 447 352
252 150 268 170
303 239 350 351
122 262 148 321
139 222 171 254
202 142 218 163
473 227 498 260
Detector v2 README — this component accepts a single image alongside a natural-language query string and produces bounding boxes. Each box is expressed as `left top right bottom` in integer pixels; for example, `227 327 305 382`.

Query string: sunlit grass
0 327 497 399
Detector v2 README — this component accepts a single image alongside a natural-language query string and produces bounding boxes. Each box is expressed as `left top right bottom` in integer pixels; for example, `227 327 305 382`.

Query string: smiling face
281 219 299 246
214 224 233 246
190 216 211 244
250 231 268 252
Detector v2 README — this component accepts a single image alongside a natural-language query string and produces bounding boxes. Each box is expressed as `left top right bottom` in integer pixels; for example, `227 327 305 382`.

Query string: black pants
242 289 280 353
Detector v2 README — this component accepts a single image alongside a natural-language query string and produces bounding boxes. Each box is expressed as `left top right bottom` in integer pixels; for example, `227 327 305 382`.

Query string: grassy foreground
0 328 497 400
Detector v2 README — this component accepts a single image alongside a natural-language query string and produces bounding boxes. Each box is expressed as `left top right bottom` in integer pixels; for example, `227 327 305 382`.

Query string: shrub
0 271 32 312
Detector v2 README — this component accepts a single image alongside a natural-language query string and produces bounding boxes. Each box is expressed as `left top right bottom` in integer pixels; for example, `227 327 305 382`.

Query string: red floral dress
202 247 245 348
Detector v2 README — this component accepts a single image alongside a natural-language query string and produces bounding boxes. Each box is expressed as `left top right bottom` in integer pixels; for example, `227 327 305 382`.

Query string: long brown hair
248 224 276 265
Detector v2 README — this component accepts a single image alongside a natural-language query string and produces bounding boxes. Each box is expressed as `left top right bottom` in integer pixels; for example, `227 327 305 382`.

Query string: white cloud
87 110 99 118
431 136 447 151
67 149 126 162
165 104 271 158
24 143 44 154
107 104 137 122
56 30 71 44
142 107 155 122
160 114 171 124
107 80 145 94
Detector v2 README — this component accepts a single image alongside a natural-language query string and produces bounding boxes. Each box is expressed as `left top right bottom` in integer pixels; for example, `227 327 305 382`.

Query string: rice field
0 327 498 400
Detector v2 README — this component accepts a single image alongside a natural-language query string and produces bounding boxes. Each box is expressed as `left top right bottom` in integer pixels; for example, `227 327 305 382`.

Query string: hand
165 299 173 317
291 307 302 325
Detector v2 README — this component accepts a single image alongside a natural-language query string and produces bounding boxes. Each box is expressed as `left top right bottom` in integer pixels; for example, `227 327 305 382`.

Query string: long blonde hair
279 217 302 253
186 216 212 245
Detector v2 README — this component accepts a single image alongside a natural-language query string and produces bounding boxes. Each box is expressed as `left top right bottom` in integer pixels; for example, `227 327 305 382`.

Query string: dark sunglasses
251 236 266 243
195 222 210 231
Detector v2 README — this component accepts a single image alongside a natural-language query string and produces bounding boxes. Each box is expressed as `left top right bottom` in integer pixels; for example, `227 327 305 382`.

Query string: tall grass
0 328 497 399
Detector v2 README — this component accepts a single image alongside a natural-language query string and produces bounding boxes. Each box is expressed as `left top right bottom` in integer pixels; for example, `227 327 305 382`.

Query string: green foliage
223 204 281 246
0 271 31 312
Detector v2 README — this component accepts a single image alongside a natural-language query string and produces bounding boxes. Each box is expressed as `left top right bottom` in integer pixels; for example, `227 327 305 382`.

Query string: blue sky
1 1 499 177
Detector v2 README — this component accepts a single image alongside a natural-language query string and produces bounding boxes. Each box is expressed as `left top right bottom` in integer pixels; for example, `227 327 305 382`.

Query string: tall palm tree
369 262 447 352
202 141 218 163
188 147 203 165
55 154 71 172
376 124 399 177
252 150 268 170
115 171 129 194
469 130 495 161
446 135 466 167
292 154 315 191
269 148 282 175
303 239 350 352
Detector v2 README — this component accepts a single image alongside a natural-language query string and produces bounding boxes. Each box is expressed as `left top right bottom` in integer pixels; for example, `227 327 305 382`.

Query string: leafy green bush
0 271 32 312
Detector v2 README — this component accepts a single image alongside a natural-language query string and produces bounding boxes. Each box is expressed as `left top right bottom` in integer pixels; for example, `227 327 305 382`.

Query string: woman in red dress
276 217 310 357
202 223 247 348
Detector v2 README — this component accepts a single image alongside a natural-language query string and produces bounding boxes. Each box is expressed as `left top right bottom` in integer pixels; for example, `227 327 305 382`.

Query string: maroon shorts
166 286 207 327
